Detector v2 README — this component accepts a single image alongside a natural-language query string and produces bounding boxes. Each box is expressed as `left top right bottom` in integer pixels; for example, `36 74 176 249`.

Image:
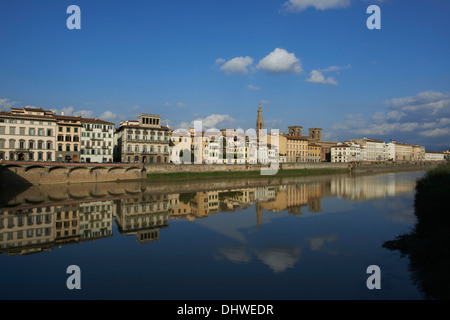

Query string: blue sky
1 0 449 150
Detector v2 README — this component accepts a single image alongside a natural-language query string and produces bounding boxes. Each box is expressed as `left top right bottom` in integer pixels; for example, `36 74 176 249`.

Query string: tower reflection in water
0 173 417 256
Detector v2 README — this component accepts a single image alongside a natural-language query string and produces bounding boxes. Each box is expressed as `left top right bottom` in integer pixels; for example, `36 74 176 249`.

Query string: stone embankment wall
0 160 443 187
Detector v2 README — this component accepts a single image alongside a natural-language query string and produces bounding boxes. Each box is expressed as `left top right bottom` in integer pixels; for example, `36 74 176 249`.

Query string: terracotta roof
331 144 350 148
54 115 82 121
23 107 46 112
364 138 385 142
392 142 413 147
81 117 114 125
0 111 57 120
283 134 309 141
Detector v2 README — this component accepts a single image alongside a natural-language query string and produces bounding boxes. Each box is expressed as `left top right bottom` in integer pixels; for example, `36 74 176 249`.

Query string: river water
0 171 426 299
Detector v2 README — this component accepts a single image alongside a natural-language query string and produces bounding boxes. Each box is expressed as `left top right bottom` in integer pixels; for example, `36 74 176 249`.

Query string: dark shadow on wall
383 162 450 299
0 165 33 206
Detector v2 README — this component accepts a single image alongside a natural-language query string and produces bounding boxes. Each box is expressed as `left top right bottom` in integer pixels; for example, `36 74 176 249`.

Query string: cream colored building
78 201 113 240
0 107 56 161
114 193 171 244
349 138 387 161
412 145 426 161
115 114 170 164
387 141 414 161
332 142 362 162
0 206 54 255
424 151 445 161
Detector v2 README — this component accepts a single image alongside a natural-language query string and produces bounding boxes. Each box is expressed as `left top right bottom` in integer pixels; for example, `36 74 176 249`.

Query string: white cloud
197 114 235 128
179 114 236 129
386 110 406 121
322 64 352 72
219 56 254 75
177 102 186 107
355 122 419 136
215 58 226 65
0 98 18 110
261 100 271 104
257 48 302 75
306 70 338 85
178 114 236 129
57 106 75 116
219 246 252 264
255 247 301 273
331 90 450 148
73 110 94 118
283 0 351 12
385 90 450 117
163 102 171 107
248 84 261 91
307 235 337 251
99 111 117 121
420 128 450 137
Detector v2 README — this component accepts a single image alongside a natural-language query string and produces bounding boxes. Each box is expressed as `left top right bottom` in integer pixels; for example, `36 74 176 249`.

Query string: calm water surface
0 171 426 299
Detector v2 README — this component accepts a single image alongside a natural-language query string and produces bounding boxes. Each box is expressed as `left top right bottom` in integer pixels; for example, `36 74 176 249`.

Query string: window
59 127 62 132
74 145 78 152
10 127 16 135
58 144 62 151
74 128 78 133
66 127 70 133
66 145 70 152
0 126 4 134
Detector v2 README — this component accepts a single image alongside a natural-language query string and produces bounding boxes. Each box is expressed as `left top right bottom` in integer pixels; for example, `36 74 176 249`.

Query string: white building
80 118 115 163
331 142 361 162
424 151 445 161
348 138 387 161
0 107 56 162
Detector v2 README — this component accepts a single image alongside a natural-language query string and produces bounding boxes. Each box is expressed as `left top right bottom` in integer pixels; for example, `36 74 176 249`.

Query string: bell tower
256 102 264 141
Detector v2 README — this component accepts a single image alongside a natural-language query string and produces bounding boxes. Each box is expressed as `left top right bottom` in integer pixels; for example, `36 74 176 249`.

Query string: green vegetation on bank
146 168 347 181
383 161 450 299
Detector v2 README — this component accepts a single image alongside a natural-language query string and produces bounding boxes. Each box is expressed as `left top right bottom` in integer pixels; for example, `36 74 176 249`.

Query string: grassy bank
383 161 450 299
146 168 348 181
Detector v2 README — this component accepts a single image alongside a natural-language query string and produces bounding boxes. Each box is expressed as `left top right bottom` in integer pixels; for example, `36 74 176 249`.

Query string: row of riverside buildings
1 105 448 164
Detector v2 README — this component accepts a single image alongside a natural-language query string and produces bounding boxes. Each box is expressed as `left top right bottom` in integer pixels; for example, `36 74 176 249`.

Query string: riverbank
383 161 450 299
0 160 443 187
145 168 347 182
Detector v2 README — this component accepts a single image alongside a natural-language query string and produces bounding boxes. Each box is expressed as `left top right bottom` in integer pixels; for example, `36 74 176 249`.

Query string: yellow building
307 143 321 162
284 135 309 162
54 204 80 244
55 115 82 162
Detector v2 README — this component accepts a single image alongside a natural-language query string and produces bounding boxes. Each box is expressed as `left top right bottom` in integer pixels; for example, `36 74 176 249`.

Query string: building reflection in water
0 200 114 256
114 194 172 244
0 173 418 256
